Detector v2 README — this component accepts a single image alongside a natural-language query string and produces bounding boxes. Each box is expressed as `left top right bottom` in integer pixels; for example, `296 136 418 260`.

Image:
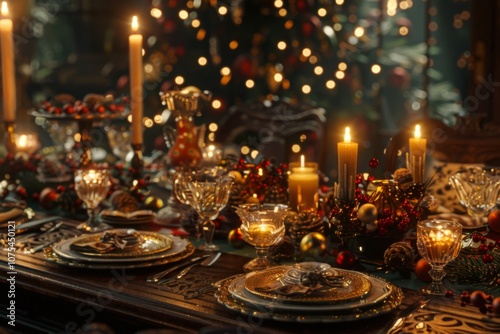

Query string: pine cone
110 190 139 213
264 185 288 205
383 241 415 273
289 209 325 250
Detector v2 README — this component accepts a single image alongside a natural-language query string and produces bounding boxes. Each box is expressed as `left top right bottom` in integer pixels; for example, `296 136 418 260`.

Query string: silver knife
146 254 211 283
158 252 222 284
382 297 432 334
16 216 64 233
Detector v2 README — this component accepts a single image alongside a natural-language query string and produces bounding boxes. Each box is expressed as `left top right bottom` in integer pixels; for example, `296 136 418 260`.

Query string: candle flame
1 2 8 16
300 154 305 168
131 16 139 32
415 124 421 139
18 134 27 147
344 127 351 143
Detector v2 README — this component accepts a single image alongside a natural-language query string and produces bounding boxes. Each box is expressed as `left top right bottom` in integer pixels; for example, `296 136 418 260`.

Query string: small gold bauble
144 196 164 210
299 232 327 259
357 203 378 224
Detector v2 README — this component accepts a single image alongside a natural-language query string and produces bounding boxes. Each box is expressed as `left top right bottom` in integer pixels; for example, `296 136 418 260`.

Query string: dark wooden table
1 221 499 334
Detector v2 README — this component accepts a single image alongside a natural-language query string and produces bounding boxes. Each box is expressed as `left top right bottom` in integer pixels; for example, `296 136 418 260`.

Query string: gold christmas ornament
357 203 378 224
299 232 327 259
143 196 164 210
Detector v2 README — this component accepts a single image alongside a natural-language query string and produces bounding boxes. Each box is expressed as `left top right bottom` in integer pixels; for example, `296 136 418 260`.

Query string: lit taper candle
0 1 16 122
337 127 358 201
129 16 143 145
408 124 426 183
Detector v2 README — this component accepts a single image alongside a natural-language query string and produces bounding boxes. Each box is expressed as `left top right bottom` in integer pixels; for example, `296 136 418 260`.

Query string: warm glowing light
144 118 154 128
302 85 311 94
220 67 230 76
174 76 185 85
150 8 162 18
334 23 342 31
399 26 409 35
309 56 318 64
251 150 260 160
209 123 218 132
302 48 312 57
274 0 283 8
285 20 293 29
229 40 238 49
335 71 345 79
344 127 351 143
278 8 287 17
318 8 327 17
314 66 323 75
300 155 305 167
291 144 300 153
326 80 336 89
245 79 255 88
354 26 365 37
218 6 228 15
277 41 287 50
196 29 206 40
274 73 283 82
336 0 344 5
131 16 139 31
371 64 381 74
198 57 208 66
241 146 250 155
179 10 189 20
212 99 222 109
400 1 409 10
414 124 421 139
338 62 347 71
154 115 163 123
191 19 200 28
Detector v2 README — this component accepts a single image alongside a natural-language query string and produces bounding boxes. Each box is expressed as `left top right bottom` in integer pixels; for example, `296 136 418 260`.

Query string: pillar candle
0 2 15 122
337 127 358 201
288 155 319 212
129 16 143 145
408 124 426 183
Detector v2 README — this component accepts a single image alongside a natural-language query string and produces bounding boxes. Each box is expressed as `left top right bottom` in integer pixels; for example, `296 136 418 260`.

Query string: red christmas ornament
414 258 432 283
387 66 411 89
369 158 380 169
39 187 60 210
336 250 356 269
487 209 500 232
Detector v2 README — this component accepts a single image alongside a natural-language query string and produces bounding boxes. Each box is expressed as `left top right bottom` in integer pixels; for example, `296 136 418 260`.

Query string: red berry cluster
37 96 129 116
460 290 500 315
232 158 287 202
469 232 500 264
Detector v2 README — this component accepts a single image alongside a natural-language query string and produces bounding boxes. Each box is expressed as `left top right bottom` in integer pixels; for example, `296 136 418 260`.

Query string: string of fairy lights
136 0 470 158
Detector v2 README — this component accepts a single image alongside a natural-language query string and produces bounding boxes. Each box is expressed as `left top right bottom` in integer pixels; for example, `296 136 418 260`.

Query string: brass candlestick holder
4 121 16 154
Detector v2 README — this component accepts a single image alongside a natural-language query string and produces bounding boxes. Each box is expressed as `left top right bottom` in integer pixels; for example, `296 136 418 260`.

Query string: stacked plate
215 263 403 323
100 210 157 226
45 229 194 269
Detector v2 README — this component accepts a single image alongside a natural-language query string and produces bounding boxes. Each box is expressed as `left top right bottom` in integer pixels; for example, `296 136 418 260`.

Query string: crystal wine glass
74 167 112 233
187 168 232 252
449 167 500 218
416 219 462 295
235 204 288 272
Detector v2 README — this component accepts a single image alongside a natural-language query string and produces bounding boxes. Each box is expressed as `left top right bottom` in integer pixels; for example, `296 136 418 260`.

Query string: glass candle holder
235 204 288 272
416 219 462 295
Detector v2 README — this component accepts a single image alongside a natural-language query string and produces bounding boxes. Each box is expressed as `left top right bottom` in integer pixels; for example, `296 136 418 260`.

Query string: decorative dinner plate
53 232 185 263
216 276 403 323
44 240 194 270
228 271 392 312
100 210 156 226
244 266 372 304
67 230 173 258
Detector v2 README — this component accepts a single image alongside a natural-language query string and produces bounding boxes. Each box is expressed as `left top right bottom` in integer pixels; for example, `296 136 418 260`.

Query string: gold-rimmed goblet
235 204 288 272
74 167 112 233
187 168 233 252
416 219 462 295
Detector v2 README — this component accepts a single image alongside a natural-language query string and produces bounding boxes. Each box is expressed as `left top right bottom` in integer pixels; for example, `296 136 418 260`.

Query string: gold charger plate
216 275 403 323
244 266 371 304
69 231 173 258
45 237 194 269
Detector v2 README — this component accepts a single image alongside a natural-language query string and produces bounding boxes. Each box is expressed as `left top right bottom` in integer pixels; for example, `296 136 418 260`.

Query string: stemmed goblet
416 219 462 295
449 167 500 218
235 204 288 272
74 167 112 233
187 168 233 252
